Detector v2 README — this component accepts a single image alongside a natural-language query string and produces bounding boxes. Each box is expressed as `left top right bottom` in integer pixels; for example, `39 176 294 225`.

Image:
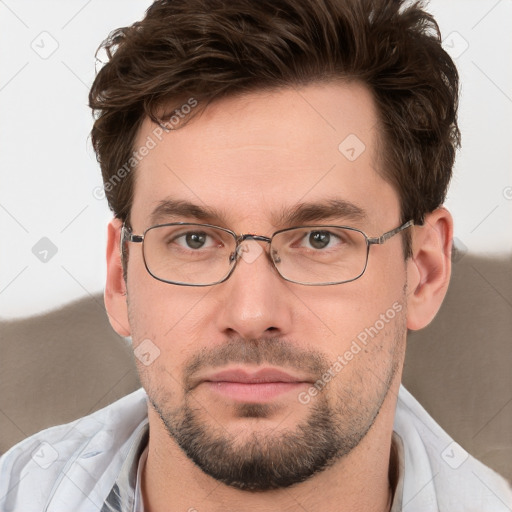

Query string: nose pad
234 241 283 268
228 237 281 280
236 239 265 265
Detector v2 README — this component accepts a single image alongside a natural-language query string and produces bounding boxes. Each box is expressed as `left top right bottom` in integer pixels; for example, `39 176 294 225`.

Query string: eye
301 230 343 250
172 231 218 250
307 231 332 249
186 232 206 249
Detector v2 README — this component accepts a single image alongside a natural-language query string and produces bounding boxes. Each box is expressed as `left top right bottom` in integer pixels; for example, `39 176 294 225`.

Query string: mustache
183 337 329 390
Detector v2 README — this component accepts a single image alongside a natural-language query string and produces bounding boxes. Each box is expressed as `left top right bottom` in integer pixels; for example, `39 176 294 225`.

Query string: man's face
124 82 409 490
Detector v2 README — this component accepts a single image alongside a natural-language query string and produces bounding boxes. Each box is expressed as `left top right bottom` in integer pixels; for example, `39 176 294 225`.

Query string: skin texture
104 82 453 512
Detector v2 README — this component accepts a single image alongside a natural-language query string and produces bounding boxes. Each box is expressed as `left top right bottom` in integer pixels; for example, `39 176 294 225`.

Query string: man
1 0 511 510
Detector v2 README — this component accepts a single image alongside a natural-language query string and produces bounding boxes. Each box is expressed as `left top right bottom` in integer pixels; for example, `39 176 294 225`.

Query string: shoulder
0 388 148 512
395 385 512 511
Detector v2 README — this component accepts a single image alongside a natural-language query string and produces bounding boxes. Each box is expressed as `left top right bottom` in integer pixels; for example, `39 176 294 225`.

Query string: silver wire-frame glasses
121 220 414 286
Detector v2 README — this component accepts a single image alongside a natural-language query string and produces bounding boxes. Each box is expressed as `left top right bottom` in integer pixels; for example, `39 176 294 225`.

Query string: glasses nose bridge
232 233 274 265
238 233 272 244
235 233 273 256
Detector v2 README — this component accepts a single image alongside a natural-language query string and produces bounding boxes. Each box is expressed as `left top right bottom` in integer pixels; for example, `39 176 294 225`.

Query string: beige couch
1 253 510 482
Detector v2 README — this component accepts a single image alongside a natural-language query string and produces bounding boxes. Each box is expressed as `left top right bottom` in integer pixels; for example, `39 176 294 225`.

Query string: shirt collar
390 431 405 512
100 421 149 512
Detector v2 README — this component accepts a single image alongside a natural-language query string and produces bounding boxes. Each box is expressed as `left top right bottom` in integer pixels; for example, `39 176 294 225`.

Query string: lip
205 368 307 384
199 367 312 403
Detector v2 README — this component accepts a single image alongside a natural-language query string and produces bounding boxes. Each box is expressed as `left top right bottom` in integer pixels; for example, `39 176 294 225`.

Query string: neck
141 382 400 512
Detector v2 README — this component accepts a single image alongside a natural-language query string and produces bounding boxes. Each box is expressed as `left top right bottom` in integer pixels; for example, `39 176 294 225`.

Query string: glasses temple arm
367 220 414 245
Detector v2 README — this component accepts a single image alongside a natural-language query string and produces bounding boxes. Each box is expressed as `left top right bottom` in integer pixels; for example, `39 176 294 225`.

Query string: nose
215 239 294 340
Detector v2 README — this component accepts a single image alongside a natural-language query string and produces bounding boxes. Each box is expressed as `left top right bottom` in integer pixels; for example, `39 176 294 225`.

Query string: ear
406 207 453 331
104 217 131 337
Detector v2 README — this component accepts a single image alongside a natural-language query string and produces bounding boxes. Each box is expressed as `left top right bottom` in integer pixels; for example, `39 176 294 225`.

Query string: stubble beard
144 326 405 492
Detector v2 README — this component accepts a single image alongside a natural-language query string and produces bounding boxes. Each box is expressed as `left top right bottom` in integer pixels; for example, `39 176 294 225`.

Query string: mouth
198 367 313 402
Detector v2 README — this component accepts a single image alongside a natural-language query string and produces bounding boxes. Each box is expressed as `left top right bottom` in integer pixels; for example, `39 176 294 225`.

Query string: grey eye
309 231 331 249
185 232 207 249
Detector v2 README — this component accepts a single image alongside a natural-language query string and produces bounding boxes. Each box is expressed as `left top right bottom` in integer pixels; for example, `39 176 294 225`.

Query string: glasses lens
141 224 368 286
271 226 368 284
143 224 236 285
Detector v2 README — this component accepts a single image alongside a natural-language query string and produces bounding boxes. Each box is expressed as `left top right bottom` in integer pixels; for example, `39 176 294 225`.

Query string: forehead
130 81 399 231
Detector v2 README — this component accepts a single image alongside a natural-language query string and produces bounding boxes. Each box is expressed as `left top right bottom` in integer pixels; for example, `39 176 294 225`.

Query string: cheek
126 273 213 382
291 272 405 341
326 301 407 397
289 266 408 390
127 257 203 336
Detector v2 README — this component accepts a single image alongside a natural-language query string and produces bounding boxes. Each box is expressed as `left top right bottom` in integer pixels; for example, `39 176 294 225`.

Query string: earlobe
406 207 453 331
104 218 131 337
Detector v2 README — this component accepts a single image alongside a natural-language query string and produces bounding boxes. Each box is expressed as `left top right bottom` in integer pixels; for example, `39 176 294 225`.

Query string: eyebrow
149 199 228 226
148 197 367 229
274 198 367 227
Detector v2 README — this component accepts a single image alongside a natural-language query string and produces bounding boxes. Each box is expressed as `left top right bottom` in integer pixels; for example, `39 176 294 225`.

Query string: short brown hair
89 0 460 250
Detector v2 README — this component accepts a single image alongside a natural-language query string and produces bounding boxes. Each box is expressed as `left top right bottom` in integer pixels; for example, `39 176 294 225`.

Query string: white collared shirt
1 385 511 511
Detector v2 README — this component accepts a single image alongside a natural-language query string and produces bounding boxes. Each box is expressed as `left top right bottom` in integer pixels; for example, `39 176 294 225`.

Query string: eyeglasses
121 220 413 286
